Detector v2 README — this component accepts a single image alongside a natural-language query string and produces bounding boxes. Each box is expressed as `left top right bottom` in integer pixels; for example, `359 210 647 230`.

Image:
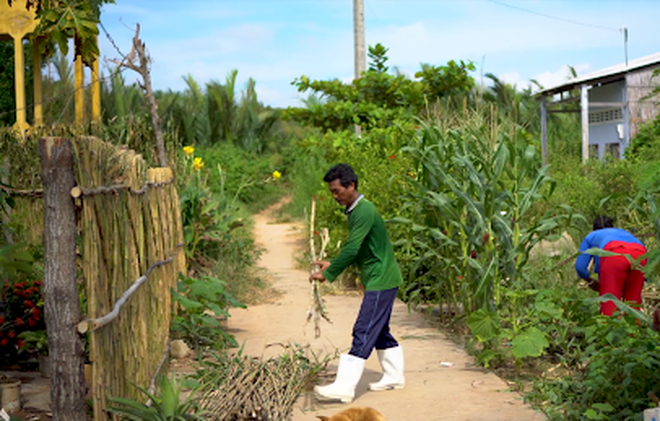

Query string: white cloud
371 17 615 73
147 23 275 63
533 64 592 91
219 23 276 52
255 84 298 109
489 63 594 93
498 71 523 87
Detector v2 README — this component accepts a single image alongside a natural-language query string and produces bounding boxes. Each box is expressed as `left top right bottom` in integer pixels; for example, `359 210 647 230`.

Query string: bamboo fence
73 137 185 420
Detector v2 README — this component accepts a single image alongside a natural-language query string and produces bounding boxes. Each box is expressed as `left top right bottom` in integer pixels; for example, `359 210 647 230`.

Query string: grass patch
228 265 283 306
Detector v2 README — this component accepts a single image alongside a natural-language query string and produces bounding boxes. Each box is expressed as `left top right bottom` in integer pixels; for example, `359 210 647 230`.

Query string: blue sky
99 0 660 108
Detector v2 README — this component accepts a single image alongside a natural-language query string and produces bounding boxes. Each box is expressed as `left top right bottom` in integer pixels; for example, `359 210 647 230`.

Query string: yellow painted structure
75 55 84 124
32 40 43 125
0 0 39 131
91 37 101 123
0 0 101 129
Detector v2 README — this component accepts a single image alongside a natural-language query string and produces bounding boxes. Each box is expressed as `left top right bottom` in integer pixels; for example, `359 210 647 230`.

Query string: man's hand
309 271 326 283
309 260 330 283
312 260 331 272
585 277 600 292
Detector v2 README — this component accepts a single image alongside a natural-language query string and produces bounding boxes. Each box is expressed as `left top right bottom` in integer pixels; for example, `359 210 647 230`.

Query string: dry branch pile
198 346 327 420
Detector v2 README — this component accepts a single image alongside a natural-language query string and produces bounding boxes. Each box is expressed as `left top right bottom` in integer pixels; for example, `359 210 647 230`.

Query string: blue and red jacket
575 228 645 279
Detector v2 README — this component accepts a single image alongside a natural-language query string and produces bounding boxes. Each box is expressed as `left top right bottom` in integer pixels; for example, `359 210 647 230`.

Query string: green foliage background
280 43 660 420
1 31 660 419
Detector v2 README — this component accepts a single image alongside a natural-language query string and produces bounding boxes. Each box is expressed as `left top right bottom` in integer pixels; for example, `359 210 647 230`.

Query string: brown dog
317 407 387 421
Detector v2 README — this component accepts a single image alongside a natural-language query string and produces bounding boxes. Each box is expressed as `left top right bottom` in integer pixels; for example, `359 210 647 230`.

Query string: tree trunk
141 65 167 167
108 24 168 167
133 23 167 168
39 137 87 421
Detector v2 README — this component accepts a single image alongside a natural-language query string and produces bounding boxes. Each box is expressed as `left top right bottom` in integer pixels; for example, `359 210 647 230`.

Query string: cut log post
39 137 87 421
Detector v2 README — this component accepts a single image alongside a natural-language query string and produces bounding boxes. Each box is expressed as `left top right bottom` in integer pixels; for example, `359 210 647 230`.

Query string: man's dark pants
349 287 399 359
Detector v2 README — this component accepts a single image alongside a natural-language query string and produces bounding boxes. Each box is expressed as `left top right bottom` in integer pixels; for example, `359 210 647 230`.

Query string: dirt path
226 204 546 421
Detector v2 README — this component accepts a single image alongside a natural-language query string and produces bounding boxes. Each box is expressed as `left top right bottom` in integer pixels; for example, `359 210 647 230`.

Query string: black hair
323 164 358 189
593 215 614 230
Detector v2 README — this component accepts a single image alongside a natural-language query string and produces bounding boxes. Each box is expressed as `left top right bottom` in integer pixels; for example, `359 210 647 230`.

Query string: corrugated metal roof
538 51 660 96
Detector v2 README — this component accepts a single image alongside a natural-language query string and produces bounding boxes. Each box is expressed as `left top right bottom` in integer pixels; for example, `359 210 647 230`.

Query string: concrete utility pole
353 0 365 137
622 26 628 67
353 0 367 79
353 0 366 78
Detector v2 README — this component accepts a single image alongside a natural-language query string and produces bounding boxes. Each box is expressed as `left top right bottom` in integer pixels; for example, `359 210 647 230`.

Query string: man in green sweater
310 163 405 403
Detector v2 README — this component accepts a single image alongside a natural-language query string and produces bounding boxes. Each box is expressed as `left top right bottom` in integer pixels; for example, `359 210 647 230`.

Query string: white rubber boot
369 346 405 391
314 353 366 403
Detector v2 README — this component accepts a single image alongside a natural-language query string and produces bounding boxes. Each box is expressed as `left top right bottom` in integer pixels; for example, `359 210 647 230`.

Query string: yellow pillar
1 0 40 130
91 47 101 123
32 40 43 126
13 35 29 131
75 54 84 125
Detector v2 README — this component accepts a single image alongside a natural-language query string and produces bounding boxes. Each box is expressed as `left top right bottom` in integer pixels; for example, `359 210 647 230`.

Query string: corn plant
629 163 660 282
395 113 579 362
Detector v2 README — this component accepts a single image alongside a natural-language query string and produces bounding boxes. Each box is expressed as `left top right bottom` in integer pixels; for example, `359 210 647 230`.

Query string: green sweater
323 197 403 291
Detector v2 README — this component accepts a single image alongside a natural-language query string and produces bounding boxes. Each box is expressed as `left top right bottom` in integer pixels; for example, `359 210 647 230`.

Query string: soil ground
225 203 547 421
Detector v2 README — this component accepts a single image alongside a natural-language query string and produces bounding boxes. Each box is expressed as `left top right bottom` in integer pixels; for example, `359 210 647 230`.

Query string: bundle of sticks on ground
199 345 325 420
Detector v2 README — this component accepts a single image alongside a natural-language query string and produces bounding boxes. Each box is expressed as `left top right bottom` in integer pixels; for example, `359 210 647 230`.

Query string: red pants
599 241 647 316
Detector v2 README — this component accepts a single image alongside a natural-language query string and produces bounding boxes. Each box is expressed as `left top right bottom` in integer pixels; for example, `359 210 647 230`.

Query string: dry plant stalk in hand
307 198 332 338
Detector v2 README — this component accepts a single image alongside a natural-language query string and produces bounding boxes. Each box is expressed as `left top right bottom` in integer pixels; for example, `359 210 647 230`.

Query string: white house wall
589 123 622 159
588 80 625 159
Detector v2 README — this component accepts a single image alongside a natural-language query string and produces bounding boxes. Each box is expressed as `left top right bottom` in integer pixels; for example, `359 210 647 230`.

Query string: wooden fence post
39 137 86 421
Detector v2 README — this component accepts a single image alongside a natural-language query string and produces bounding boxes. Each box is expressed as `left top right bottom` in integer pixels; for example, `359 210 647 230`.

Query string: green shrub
528 313 660 420
195 143 283 211
176 146 266 271
626 116 660 163
544 154 642 240
278 132 331 220
172 274 245 357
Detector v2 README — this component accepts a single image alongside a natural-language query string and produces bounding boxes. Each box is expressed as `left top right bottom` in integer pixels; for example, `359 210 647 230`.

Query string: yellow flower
272 170 282 180
183 146 195 156
192 157 205 171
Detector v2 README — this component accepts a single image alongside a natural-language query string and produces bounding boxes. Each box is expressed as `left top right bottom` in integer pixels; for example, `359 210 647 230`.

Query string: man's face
328 179 356 207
